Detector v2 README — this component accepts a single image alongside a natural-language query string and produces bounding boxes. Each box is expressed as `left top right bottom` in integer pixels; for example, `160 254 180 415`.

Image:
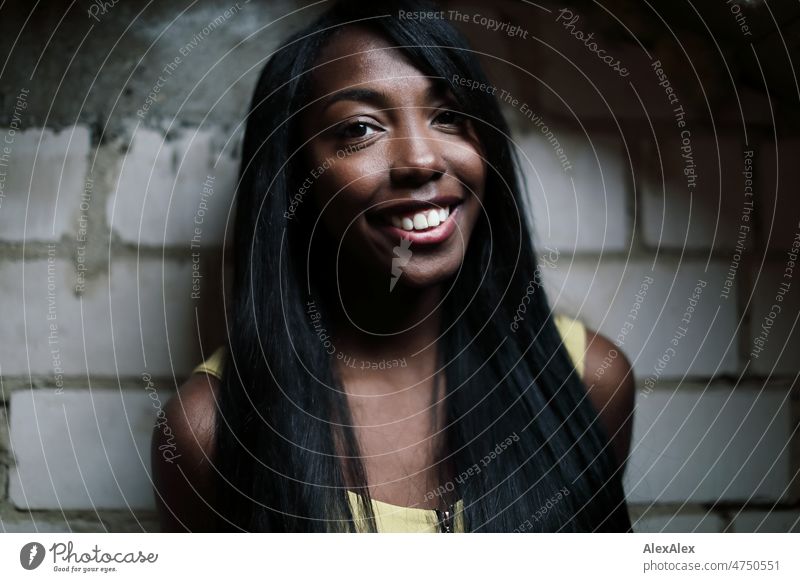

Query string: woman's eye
336 121 379 140
434 110 466 127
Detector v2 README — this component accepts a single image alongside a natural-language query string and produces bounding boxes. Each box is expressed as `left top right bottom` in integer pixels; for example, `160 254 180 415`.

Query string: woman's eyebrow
320 80 453 114
321 87 387 113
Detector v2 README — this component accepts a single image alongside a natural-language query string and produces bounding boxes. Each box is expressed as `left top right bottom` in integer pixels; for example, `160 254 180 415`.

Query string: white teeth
391 205 453 231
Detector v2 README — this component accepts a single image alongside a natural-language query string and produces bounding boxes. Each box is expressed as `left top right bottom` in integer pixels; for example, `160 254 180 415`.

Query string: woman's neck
330 268 443 361
311 251 442 377
320 255 451 495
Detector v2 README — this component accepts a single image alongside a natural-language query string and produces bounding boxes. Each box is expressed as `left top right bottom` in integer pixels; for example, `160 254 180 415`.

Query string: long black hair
214 0 631 532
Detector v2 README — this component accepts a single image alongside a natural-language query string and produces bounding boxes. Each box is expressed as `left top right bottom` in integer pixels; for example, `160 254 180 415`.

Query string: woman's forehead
310 26 427 95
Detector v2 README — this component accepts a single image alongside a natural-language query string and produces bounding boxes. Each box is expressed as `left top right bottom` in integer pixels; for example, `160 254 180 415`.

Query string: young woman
152 0 635 533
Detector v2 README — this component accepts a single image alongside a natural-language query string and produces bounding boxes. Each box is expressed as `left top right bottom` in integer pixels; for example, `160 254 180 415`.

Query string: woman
152 0 635 533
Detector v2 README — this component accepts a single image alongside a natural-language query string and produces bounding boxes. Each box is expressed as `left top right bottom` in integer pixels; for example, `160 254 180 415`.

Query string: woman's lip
373 205 461 245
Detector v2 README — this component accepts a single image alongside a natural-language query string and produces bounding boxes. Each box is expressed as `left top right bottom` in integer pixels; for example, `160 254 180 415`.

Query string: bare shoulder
580 328 635 471
151 372 220 532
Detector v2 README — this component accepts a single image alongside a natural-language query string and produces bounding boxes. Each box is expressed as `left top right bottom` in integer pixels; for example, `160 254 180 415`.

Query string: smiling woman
300 27 486 291
152 0 635 533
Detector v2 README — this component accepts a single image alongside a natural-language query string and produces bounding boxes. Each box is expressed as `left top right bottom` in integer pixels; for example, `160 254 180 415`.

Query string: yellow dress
191 313 587 532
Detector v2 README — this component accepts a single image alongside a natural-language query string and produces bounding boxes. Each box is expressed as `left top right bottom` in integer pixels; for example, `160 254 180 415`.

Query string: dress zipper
435 503 455 533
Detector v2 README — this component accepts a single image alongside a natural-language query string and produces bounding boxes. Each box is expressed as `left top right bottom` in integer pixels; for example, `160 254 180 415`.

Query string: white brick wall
0 119 797 531
640 134 748 251
9 389 159 510
517 131 630 252
730 510 800 533
0 463 6 505
0 258 203 377
748 261 800 377
0 407 8 503
1 517 73 533
623 388 793 504
0 0 793 535
541 260 740 378
0 514 159 533
631 508 726 533
0 126 90 242
0 407 9 461
106 127 238 247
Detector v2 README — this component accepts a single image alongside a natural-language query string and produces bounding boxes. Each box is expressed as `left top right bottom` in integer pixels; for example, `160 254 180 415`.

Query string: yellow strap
191 345 226 379
553 313 587 379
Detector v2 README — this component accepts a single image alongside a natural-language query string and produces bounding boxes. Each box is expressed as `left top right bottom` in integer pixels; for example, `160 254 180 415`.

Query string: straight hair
214 0 632 532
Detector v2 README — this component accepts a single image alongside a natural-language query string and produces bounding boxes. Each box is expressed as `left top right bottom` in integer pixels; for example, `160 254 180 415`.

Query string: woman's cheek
314 162 360 239
313 159 376 235
458 148 487 201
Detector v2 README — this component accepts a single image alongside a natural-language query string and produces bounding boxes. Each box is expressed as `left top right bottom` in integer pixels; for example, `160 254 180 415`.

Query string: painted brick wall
0 0 797 533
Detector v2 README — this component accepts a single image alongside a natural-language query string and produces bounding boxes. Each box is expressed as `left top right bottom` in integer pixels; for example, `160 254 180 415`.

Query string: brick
1 407 9 500
0 258 80 378
90 511 160 532
101 258 204 376
9 389 161 510
631 508 725 533
540 260 739 378
730 510 800 533
623 388 792 504
0 126 90 242
748 261 800 376
1 515 72 533
107 127 238 247
0 464 7 501
640 134 749 251
517 130 630 252
759 139 800 250
0 407 9 463
0 511 160 533
0 258 204 377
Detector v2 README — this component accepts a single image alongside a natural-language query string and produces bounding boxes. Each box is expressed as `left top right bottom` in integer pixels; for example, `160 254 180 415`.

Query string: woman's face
300 26 486 290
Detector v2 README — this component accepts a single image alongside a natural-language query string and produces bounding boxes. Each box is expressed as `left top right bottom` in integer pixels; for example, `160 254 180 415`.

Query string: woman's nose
388 126 446 187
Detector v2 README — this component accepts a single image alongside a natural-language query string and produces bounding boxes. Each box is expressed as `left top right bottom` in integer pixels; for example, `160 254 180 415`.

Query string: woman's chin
390 259 461 291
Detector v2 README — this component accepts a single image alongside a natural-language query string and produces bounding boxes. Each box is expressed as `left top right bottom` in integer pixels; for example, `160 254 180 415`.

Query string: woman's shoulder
549 313 635 469
163 371 220 445
151 366 220 531
579 324 636 470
